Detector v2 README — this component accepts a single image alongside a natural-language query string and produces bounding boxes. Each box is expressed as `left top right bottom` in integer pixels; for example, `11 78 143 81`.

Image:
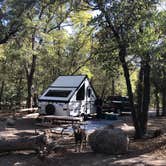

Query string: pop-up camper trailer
38 75 96 117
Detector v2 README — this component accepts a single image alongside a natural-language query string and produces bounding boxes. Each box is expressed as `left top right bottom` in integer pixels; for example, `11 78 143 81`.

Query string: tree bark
136 62 144 122
0 135 45 153
161 70 166 116
26 55 37 108
162 89 166 116
111 79 115 96
141 55 150 134
154 88 160 116
101 84 106 99
0 81 5 110
119 46 142 138
136 55 151 136
25 31 37 108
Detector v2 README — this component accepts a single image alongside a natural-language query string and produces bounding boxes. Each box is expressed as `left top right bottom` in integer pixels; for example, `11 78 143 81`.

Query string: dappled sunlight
113 154 166 166
0 0 166 165
14 162 24 166
147 122 152 125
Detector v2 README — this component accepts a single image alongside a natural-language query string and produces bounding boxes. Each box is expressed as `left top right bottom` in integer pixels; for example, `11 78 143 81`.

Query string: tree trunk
162 89 166 116
0 135 45 153
136 62 144 124
111 79 115 96
141 55 150 134
119 46 142 138
154 88 160 116
26 55 37 108
0 81 5 110
27 80 32 108
101 84 106 100
136 55 151 136
25 31 37 108
16 75 23 106
161 70 166 116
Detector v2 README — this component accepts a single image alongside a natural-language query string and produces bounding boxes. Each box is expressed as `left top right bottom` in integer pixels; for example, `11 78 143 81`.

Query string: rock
88 128 129 154
0 121 5 130
6 118 15 126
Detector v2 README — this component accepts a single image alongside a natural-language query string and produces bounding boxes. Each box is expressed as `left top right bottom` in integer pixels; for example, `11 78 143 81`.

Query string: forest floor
0 111 166 166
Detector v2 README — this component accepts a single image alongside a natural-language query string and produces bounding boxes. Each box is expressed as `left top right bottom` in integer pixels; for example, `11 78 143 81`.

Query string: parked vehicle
38 75 97 117
103 96 131 114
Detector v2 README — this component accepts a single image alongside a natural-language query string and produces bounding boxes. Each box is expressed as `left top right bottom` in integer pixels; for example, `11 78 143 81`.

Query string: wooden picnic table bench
37 115 83 126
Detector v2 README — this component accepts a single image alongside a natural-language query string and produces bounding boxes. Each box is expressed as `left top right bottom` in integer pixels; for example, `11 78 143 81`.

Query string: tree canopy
0 0 166 138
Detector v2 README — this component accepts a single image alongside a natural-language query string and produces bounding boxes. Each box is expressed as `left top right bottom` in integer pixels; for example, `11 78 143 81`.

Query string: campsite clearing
0 111 166 166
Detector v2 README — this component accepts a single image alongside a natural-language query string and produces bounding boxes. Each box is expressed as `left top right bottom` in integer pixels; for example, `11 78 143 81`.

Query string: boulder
88 127 129 154
6 118 15 126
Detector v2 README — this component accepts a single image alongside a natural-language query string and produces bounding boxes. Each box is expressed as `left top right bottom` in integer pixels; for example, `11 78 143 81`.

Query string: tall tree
85 0 158 138
3 0 73 107
0 0 37 44
151 10 166 116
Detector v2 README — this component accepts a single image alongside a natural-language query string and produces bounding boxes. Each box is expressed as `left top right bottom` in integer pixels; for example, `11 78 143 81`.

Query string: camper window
87 87 91 97
45 90 71 97
76 84 85 100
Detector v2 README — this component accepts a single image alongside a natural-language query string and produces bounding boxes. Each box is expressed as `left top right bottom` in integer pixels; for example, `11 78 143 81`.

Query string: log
0 135 45 153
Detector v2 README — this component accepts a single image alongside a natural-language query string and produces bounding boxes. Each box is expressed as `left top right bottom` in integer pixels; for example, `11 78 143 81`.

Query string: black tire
114 108 122 115
45 104 55 115
81 113 88 121
117 108 121 114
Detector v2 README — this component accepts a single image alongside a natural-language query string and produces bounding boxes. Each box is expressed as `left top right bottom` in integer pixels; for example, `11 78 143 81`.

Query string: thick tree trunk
136 62 144 124
119 47 142 138
0 135 45 153
141 55 150 134
136 55 151 136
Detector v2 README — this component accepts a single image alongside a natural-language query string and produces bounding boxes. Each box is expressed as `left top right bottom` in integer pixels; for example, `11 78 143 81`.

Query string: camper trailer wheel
45 104 55 115
81 113 88 121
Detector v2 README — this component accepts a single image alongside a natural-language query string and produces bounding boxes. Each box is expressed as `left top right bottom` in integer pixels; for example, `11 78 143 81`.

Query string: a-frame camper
38 75 96 117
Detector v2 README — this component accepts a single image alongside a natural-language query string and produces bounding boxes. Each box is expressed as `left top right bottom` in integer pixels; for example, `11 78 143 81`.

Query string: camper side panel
38 101 70 116
68 78 96 116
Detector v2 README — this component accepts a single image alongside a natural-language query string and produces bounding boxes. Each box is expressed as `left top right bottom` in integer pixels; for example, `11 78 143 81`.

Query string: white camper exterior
38 75 96 117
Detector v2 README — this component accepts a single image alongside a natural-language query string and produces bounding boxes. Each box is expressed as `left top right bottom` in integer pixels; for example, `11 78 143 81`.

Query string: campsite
0 0 166 166
0 110 166 166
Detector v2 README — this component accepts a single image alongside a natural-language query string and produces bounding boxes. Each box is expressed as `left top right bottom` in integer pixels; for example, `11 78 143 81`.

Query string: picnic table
36 115 83 126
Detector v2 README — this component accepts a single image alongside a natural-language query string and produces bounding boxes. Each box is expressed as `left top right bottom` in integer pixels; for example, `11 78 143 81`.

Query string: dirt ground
0 111 166 166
